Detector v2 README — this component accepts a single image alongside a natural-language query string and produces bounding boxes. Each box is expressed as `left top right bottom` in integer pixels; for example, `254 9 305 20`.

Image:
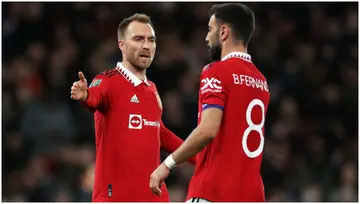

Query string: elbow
199 126 219 140
207 131 218 140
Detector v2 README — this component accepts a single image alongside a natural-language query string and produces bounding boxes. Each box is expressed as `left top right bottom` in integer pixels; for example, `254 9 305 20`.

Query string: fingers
159 180 164 194
70 88 76 99
153 181 162 196
78 71 86 82
150 175 162 196
150 176 155 194
71 83 78 93
70 82 80 100
72 82 77 90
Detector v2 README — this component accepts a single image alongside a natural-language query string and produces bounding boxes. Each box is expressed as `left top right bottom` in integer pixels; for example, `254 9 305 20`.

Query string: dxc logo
201 77 222 91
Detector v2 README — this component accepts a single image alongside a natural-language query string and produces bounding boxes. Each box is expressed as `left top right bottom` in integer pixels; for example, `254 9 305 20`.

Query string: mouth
139 54 150 59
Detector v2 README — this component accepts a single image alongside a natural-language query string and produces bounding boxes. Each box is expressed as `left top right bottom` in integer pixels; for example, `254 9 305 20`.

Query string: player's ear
118 39 125 53
220 25 229 41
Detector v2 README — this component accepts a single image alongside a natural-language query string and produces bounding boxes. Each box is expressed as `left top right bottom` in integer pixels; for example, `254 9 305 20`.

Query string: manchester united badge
154 92 163 110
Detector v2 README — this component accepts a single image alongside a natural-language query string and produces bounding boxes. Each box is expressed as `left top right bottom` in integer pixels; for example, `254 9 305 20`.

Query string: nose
142 40 151 50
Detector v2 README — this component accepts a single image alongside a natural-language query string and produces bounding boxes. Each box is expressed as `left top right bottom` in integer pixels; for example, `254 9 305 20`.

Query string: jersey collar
116 62 151 87
221 52 252 62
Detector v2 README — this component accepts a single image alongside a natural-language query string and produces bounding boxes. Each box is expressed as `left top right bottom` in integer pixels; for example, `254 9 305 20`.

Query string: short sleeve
199 64 227 111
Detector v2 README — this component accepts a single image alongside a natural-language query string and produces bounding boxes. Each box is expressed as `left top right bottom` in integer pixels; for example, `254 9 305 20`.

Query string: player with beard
150 3 270 202
70 13 195 202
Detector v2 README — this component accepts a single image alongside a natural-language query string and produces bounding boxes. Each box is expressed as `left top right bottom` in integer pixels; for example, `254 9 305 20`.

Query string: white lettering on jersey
201 77 222 94
233 74 269 92
143 119 160 127
128 114 160 129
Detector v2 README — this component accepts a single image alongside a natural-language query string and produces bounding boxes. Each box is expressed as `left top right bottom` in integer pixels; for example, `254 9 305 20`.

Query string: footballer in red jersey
150 3 270 202
70 14 195 202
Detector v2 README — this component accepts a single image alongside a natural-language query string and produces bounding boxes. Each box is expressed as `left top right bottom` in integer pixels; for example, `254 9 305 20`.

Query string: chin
135 64 149 71
209 45 222 61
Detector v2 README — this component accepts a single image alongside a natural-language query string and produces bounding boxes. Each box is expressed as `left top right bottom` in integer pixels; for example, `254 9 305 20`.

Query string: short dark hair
209 3 255 46
117 13 154 40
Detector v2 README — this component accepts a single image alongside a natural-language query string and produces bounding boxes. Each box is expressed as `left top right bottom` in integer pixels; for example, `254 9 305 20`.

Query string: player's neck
121 60 146 81
221 44 247 60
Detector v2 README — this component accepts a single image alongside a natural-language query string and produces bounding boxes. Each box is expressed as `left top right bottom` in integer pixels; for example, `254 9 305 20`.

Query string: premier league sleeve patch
89 79 102 87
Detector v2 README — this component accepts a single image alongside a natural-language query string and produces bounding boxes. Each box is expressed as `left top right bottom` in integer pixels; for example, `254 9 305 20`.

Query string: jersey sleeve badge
89 79 102 87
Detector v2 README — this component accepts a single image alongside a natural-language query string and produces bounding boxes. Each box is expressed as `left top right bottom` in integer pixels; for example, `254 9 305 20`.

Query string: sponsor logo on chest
128 114 160 130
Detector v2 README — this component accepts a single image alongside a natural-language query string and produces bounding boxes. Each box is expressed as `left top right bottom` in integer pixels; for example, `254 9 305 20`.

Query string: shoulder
147 79 159 91
201 62 217 72
98 68 119 78
200 61 228 80
89 68 119 87
147 79 156 87
201 61 228 74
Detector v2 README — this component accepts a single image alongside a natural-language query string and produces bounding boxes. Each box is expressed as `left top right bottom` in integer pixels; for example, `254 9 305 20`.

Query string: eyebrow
132 35 156 40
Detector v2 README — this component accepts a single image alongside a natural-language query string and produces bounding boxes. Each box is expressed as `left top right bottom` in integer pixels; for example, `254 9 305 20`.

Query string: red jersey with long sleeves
83 62 175 202
186 52 270 202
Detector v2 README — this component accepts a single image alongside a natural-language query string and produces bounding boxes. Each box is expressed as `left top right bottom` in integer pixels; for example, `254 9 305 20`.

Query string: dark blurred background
2 2 358 202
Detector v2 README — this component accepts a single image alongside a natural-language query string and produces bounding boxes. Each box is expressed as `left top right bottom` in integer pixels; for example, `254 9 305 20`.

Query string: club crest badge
154 92 163 110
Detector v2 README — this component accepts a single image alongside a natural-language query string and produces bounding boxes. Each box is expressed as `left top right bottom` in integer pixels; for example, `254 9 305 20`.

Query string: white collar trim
221 52 252 62
116 62 150 87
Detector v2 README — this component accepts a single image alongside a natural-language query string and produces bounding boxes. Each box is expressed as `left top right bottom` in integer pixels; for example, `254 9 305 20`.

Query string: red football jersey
82 62 175 202
186 52 270 202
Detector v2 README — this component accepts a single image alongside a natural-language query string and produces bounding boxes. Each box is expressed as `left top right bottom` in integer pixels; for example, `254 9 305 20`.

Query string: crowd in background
2 2 358 202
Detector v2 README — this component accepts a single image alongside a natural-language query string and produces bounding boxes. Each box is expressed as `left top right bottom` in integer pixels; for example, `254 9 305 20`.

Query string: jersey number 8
242 99 265 158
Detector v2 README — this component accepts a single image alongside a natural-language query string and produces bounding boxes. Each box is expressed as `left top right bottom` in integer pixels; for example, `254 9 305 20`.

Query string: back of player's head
209 3 255 46
117 13 154 40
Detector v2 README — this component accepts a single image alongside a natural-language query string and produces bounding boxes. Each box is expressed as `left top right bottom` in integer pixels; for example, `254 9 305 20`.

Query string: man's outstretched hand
70 71 88 101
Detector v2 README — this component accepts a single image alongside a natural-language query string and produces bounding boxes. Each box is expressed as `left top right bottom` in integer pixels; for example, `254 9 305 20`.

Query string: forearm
160 125 196 164
81 89 101 110
160 126 182 152
170 126 213 165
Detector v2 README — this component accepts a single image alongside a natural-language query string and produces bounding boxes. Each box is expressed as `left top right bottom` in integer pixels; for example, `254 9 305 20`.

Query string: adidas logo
130 94 139 103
